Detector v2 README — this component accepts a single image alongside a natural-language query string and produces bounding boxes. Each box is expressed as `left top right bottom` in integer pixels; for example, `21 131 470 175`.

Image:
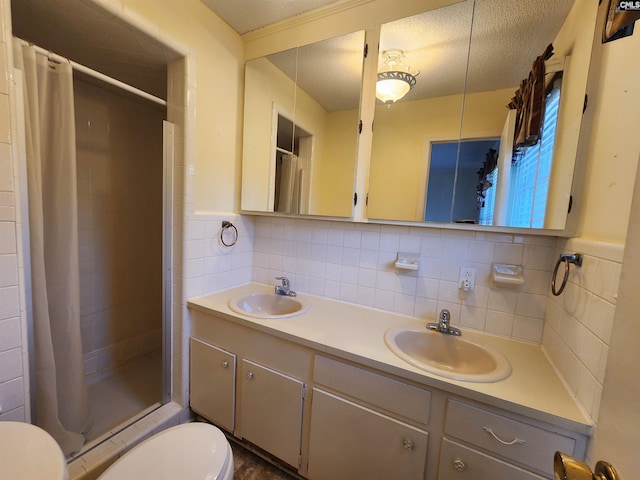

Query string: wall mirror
366 0 598 230
241 30 366 217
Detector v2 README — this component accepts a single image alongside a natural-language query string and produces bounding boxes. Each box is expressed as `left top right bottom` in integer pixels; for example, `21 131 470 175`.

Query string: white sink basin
384 325 512 382
0 422 68 480
228 293 309 319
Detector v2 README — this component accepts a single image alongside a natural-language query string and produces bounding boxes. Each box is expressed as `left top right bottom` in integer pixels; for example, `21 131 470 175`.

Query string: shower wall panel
74 76 165 377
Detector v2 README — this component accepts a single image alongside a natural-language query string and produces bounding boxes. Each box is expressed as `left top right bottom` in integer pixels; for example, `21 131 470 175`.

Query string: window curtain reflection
507 44 554 152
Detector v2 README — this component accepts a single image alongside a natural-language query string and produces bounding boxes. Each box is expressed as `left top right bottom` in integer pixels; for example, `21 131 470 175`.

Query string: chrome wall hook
551 253 583 296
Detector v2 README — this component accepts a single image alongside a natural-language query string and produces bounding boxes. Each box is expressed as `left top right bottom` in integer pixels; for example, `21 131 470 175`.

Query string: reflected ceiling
200 0 343 34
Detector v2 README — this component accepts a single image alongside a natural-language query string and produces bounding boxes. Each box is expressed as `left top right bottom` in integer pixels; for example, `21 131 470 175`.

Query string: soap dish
491 263 524 287
395 252 419 271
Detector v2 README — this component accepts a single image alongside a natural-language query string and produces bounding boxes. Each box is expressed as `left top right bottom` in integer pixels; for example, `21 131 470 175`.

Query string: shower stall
73 73 169 445
12 35 173 456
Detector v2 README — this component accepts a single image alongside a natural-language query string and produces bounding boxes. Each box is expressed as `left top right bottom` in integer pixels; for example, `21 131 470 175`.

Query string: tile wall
183 212 254 298
0 0 28 423
543 237 622 423
185 214 556 343
75 76 165 378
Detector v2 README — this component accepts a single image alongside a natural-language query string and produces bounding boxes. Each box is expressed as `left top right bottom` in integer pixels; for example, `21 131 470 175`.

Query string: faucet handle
440 309 451 323
275 276 290 286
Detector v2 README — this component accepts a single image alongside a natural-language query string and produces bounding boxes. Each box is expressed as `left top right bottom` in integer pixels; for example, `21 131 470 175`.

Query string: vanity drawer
313 355 431 425
444 400 575 475
438 438 546 480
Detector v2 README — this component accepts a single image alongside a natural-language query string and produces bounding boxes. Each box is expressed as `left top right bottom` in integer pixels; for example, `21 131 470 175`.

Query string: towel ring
551 253 582 296
220 221 238 247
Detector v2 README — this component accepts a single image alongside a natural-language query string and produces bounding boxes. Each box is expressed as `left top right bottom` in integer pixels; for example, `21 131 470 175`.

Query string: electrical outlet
459 266 476 291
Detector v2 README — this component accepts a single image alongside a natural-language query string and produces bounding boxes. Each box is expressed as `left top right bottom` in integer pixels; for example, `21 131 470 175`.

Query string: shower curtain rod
15 38 167 107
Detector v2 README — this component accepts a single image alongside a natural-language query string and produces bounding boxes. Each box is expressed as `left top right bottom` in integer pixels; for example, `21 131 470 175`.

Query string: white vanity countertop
188 283 592 436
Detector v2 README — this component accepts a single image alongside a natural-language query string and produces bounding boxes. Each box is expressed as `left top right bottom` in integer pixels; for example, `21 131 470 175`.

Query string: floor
232 442 300 480
85 351 162 442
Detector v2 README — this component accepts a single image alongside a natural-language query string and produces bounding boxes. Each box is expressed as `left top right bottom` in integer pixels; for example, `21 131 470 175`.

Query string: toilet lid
0 422 68 480
99 423 231 480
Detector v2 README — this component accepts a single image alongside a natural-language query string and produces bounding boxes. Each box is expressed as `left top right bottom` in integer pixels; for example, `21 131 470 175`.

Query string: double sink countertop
187 282 592 436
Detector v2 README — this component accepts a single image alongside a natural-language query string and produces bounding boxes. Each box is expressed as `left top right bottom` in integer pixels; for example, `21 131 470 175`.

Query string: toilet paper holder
554 452 620 480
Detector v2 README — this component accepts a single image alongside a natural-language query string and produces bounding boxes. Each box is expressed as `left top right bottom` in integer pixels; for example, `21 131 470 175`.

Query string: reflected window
508 83 561 227
425 138 500 224
478 168 497 226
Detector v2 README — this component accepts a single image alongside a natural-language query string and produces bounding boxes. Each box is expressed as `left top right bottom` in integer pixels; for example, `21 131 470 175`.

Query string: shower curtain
13 40 90 456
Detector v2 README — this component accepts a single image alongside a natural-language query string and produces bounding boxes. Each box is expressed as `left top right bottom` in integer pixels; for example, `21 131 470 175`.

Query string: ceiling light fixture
376 49 419 104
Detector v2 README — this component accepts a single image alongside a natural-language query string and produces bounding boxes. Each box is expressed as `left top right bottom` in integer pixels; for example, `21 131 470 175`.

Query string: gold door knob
554 452 620 480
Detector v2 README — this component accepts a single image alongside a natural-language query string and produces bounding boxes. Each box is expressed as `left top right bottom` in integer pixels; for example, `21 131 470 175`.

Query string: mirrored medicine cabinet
240 0 599 234
241 30 365 218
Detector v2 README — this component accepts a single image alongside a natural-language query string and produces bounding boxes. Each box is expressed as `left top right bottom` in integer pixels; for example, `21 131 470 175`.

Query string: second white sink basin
228 293 309 319
384 325 512 382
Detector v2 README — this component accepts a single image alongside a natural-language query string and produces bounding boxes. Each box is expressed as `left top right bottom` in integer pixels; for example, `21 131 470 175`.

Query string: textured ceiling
200 0 344 34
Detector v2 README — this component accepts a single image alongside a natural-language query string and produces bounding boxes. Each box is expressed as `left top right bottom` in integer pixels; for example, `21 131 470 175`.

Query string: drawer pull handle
221 361 229 368
483 426 526 446
403 439 415 451
246 372 254 380
453 459 466 472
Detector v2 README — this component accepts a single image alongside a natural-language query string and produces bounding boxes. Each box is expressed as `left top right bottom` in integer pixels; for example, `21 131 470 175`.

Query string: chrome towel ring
551 253 583 296
220 220 238 247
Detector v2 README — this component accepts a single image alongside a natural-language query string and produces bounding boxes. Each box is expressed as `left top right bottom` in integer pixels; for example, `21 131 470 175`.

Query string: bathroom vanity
188 284 590 480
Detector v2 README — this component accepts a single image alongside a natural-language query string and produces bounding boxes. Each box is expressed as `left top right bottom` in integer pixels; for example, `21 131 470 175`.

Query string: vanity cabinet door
438 438 546 480
189 338 236 432
307 388 428 480
240 359 305 468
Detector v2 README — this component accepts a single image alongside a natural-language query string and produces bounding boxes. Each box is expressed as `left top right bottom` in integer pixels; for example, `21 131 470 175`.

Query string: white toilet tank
98 422 233 480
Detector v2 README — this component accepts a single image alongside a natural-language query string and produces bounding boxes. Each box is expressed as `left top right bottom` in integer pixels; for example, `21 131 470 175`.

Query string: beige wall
122 0 244 214
575 7 640 243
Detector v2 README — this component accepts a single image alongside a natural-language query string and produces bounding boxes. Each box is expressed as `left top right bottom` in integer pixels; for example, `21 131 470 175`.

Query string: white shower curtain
13 40 90 456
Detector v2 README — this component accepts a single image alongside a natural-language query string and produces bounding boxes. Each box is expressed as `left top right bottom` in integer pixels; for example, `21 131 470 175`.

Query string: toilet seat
98 422 233 480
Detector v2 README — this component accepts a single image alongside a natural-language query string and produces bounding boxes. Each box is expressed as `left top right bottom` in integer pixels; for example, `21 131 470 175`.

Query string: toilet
98 422 234 480
0 421 68 480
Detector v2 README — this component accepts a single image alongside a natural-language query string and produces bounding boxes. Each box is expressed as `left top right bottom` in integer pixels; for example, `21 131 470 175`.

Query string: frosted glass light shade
376 49 418 104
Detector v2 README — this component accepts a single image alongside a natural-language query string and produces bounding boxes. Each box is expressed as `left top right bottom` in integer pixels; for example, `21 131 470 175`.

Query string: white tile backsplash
251 217 556 342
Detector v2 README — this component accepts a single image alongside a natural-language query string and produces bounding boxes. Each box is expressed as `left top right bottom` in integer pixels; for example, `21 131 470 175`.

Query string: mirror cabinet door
242 47 297 212
241 31 366 217
457 0 598 229
366 1 474 222
366 0 598 231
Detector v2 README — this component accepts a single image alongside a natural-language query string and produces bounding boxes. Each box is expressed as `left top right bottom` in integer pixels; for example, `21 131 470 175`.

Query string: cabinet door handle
453 459 466 472
403 439 415 451
246 372 254 380
221 361 229 368
482 426 526 445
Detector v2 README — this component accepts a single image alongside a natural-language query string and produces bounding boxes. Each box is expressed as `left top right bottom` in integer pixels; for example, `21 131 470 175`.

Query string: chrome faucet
427 309 461 336
274 276 296 297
